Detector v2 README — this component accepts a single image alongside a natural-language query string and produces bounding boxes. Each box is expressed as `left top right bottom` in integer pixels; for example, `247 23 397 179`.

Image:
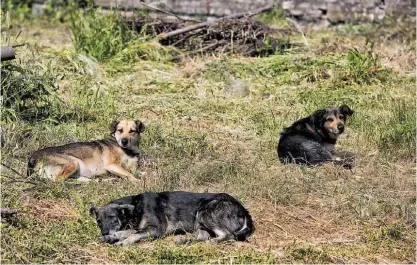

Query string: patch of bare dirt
22 197 77 221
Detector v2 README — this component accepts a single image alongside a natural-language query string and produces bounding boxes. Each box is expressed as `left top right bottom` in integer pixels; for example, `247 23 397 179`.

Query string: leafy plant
69 7 138 61
1 60 61 122
346 42 382 84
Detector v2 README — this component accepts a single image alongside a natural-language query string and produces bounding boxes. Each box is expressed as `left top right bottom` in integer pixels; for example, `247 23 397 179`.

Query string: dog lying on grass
89 191 254 246
277 105 355 168
27 120 146 182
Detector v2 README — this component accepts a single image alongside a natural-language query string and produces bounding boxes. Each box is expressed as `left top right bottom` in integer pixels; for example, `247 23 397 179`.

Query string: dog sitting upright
278 105 355 168
27 120 145 181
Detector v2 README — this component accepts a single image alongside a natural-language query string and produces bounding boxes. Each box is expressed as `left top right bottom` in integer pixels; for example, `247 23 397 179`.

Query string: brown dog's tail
27 157 36 177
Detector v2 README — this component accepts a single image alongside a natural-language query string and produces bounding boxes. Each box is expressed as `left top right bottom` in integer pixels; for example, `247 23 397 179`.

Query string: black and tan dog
27 120 146 181
277 105 355 168
90 191 254 246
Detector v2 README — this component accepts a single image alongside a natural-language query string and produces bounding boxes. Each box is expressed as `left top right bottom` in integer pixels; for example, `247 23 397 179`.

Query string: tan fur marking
324 114 338 130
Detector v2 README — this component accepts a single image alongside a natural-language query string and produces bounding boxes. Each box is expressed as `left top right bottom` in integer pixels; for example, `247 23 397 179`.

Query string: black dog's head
89 203 135 236
311 105 354 139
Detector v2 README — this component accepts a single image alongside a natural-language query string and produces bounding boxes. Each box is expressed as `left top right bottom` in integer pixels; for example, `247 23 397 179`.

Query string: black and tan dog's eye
339 115 345 120
327 117 334 122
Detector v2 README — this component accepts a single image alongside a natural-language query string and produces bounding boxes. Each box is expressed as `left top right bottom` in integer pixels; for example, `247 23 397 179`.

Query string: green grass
1 6 416 264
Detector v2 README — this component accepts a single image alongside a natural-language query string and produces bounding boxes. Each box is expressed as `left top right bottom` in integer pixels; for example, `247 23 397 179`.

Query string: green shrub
69 7 138 61
346 42 384 84
1 60 60 122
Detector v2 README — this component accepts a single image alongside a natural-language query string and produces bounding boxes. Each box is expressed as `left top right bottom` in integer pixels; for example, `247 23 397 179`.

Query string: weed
256 8 289 26
69 7 137 61
346 42 384 84
1 59 60 122
290 246 331 263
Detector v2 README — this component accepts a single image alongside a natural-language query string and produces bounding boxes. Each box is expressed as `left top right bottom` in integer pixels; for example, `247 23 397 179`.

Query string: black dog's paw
99 235 117 244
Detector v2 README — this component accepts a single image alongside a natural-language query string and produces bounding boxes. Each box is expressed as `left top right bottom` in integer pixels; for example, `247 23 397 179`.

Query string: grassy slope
1 12 416 264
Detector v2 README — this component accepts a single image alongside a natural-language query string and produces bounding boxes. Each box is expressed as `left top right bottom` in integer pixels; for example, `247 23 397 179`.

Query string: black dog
277 105 355 168
89 191 254 246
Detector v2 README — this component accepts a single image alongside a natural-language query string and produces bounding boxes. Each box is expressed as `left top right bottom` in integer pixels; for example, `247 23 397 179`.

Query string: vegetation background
1 0 415 263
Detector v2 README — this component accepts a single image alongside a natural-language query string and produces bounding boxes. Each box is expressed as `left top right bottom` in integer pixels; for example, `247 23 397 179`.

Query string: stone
224 77 250 98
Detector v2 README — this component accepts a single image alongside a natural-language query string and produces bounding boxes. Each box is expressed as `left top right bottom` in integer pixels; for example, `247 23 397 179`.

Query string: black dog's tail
233 214 254 241
212 193 255 241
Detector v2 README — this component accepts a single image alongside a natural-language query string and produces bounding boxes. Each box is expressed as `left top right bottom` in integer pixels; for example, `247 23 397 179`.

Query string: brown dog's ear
311 109 326 127
339 105 354 118
109 121 119 135
89 204 97 217
117 204 135 216
134 120 145 133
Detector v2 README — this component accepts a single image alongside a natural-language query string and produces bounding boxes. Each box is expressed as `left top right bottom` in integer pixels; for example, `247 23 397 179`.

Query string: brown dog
27 120 145 181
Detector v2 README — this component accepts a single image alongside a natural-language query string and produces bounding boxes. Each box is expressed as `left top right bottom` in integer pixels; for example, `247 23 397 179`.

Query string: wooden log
156 4 276 40
1 208 17 218
1 47 15 62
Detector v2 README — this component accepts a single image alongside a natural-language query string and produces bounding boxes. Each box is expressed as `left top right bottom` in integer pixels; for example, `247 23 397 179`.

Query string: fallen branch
1 43 26 62
286 17 309 48
157 4 275 40
0 162 37 185
138 1 198 23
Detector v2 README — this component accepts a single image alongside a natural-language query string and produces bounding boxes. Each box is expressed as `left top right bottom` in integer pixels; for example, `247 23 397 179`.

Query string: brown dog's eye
117 129 123 133
129 130 136 133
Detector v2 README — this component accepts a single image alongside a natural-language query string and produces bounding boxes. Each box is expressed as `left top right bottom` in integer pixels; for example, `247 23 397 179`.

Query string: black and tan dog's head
110 120 145 149
311 105 354 139
90 203 134 236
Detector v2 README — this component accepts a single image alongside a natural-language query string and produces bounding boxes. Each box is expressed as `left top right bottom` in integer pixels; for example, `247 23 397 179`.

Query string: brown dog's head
312 105 354 139
110 120 145 149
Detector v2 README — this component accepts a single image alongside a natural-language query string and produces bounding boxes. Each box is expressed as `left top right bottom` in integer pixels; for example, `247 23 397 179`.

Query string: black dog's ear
311 109 326 127
117 204 135 216
89 204 97 217
339 105 354 118
134 120 145 133
109 121 119 135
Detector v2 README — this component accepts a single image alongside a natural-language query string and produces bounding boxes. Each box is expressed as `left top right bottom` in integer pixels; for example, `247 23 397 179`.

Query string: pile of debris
126 5 294 58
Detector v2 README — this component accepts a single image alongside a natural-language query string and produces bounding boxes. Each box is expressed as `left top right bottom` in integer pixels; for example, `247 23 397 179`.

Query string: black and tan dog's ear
117 204 135 215
134 120 145 133
311 109 326 127
109 121 119 135
89 204 97 217
339 105 354 118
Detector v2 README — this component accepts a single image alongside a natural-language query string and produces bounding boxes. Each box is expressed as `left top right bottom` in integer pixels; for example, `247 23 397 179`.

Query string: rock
224 77 250 98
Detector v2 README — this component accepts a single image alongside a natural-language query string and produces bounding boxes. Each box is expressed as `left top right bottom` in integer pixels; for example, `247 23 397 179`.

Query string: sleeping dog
89 191 254 246
277 105 355 168
27 120 146 181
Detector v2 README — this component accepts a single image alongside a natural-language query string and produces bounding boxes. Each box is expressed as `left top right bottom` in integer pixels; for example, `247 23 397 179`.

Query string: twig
171 30 203 46
159 2 200 23
0 162 37 185
286 17 309 49
12 43 27 48
261 218 288 237
138 1 197 23
157 4 275 40
0 162 26 178
171 40 226 61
